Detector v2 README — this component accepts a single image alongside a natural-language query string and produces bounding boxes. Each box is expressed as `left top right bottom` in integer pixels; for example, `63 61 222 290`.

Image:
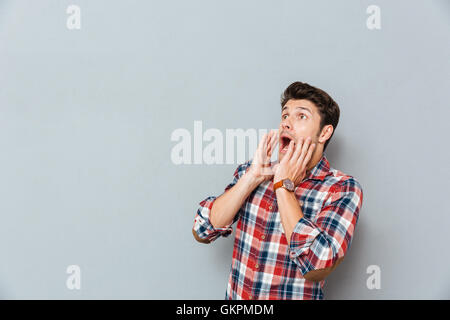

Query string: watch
274 178 295 192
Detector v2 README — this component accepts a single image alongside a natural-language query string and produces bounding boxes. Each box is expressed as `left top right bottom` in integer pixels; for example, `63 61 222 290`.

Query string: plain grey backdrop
0 0 449 299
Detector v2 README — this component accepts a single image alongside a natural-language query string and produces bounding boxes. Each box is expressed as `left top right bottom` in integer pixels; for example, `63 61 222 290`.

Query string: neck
306 150 323 175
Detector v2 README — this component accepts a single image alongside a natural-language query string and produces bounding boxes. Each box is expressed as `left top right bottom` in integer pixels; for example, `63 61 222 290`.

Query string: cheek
294 124 317 140
294 125 310 135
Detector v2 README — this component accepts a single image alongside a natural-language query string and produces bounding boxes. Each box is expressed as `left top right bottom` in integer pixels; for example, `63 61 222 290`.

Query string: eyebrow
281 106 312 114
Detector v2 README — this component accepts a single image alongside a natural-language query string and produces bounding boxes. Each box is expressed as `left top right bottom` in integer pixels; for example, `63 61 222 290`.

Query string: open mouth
280 134 295 153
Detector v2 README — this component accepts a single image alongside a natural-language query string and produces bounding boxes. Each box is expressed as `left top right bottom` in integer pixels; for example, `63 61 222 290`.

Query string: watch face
283 179 295 191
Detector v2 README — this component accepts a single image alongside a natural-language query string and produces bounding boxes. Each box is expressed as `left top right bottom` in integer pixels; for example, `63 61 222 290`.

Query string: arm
275 187 348 281
192 168 261 244
191 162 252 244
273 138 363 281
209 172 261 229
276 187 341 282
192 130 278 244
291 178 363 279
275 187 303 245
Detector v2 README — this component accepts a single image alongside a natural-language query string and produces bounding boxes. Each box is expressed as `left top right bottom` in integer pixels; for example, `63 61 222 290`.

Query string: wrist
243 171 264 189
273 175 289 185
274 178 295 193
275 185 290 194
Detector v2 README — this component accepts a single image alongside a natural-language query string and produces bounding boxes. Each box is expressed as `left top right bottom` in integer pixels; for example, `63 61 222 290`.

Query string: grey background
0 0 449 299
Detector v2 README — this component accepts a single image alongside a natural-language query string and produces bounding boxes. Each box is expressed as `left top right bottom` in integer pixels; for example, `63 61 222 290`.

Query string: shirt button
299 201 304 206
249 295 253 299
269 205 272 210
261 235 265 240
255 264 259 269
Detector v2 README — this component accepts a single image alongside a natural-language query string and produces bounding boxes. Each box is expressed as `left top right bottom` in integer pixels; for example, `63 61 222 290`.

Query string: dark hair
280 81 340 152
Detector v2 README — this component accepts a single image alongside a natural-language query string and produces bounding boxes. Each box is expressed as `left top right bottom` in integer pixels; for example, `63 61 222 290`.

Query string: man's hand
247 130 279 185
273 136 316 187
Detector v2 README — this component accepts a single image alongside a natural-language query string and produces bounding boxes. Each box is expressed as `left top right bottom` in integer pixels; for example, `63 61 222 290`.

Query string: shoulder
325 167 364 206
233 159 253 179
328 166 362 191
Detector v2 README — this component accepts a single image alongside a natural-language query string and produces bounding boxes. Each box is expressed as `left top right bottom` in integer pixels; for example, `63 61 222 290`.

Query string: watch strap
273 180 284 191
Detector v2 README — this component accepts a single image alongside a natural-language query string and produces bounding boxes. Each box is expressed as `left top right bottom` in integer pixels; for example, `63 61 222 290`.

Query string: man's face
278 99 322 162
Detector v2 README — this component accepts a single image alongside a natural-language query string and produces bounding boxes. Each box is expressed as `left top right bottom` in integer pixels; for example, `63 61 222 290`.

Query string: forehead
281 99 318 114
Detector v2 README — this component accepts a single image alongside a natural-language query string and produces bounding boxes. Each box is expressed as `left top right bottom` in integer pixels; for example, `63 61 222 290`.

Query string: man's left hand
273 137 316 187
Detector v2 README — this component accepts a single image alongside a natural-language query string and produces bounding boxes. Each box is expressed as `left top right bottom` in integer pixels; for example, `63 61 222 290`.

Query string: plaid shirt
193 153 363 300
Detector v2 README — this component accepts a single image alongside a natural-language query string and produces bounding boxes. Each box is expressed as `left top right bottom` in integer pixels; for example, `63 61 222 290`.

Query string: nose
281 118 291 131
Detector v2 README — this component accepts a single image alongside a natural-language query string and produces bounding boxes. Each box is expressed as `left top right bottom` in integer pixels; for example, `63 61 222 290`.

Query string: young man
192 81 364 300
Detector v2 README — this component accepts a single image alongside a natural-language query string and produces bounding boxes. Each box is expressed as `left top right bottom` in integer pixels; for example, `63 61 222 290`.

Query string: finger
263 131 274 165
297 137 311 165
266 130 274 150
257 133 267 152
266 132 273 159
255 133 268 163
271 163 279 173
270 163 279 176
268 135 278 158
291 137 304 163
302 141 316 168
282 140 295 163
261 134 276 173
267 129 277 153
265 131 277 166
273 130 279 148
267 130 278 157
261 163 275 176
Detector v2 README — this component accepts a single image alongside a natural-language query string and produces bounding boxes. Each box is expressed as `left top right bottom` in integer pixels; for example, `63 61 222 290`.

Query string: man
192 81 364 300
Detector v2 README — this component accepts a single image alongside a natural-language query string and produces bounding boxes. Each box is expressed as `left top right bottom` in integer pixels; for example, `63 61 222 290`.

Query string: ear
318 125 333 145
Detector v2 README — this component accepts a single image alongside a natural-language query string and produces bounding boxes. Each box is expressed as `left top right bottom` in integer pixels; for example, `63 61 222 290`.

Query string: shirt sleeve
192 160 252 243
288 177 364 276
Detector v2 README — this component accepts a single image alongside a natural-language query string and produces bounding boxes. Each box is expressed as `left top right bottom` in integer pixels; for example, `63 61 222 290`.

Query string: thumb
271 163 280 174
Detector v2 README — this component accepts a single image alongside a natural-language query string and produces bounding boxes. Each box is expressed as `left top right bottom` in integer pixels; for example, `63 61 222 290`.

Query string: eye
298 113 307 120
282 114 288 119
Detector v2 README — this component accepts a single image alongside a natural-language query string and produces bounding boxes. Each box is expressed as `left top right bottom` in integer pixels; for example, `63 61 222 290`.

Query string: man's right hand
206 130 279 231
247 130 279 185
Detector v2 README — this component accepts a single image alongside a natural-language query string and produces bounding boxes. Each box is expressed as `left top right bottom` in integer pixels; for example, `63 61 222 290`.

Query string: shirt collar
303 152 333 182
